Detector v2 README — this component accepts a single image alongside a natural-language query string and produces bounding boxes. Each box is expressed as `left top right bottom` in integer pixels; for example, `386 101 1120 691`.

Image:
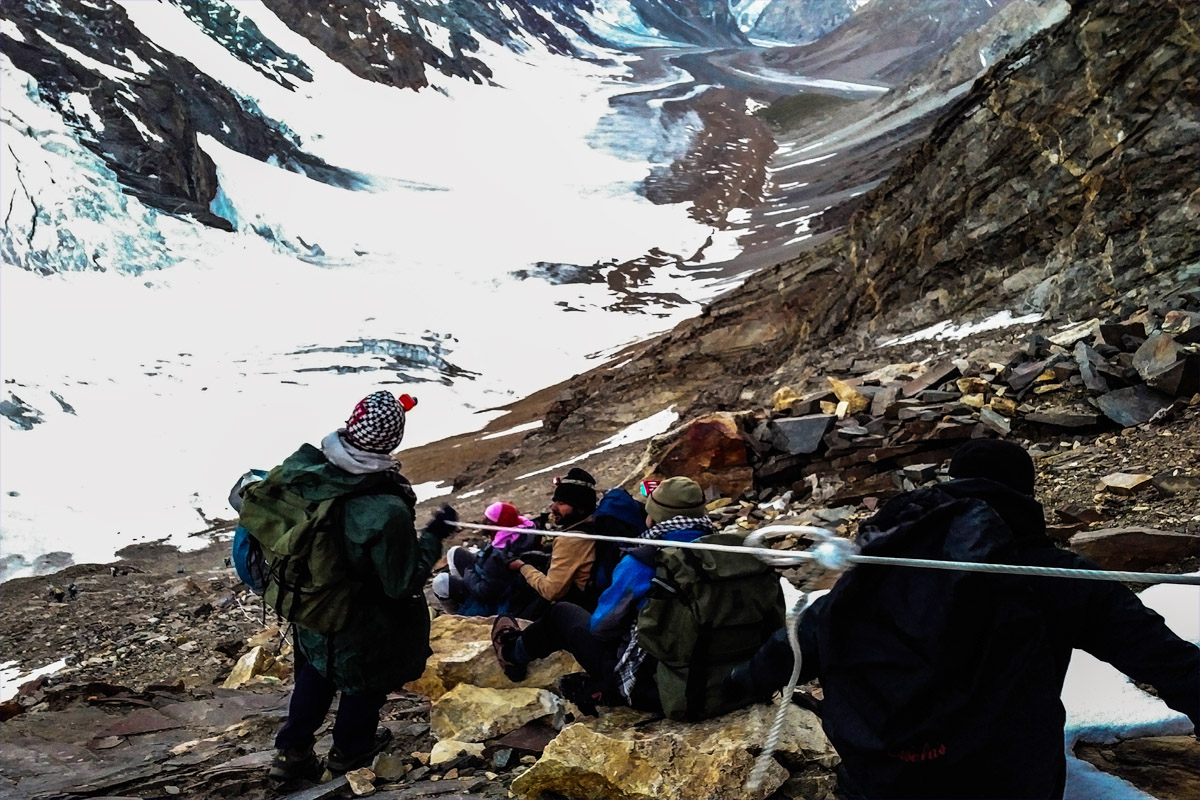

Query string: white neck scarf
321 430 397 475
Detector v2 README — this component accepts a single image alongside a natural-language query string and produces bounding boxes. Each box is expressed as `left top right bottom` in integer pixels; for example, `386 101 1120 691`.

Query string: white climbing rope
450 521 1200 586
745 587 813 794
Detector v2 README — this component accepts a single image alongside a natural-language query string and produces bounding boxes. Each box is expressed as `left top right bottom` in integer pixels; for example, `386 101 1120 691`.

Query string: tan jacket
519 533 595 602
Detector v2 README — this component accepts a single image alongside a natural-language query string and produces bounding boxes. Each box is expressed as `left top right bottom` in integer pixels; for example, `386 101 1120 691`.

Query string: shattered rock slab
510 703 836 800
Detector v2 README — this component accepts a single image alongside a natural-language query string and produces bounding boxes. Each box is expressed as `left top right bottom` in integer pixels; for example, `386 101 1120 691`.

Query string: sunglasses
639 479 660 497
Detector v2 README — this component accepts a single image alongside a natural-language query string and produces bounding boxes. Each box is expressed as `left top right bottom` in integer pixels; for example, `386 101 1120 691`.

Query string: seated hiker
723 439 1200 800
502 467 600 617
492 476 780 720
237 390 457 781
431 501 540 616
584 486 650 603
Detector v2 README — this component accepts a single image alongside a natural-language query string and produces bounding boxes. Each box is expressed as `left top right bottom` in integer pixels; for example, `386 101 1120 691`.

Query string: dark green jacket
274 444 441 695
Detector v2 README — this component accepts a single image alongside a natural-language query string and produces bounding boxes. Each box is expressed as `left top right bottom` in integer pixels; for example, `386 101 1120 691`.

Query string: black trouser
517 602 618 679
275 662 385 756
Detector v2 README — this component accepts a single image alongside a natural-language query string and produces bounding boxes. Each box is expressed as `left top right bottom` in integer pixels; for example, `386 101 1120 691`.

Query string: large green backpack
636 531 785 721
237 469 408 635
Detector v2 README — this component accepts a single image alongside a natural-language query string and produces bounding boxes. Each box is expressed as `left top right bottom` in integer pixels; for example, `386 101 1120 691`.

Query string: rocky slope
759 0 1027 82
487 0 1199 463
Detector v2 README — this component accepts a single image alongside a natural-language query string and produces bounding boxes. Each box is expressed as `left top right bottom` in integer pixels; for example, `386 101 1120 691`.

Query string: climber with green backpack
492 476 783 721
237 390 457 782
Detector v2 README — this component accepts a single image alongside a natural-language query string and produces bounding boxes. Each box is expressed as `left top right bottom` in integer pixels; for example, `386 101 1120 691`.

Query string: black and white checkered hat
344 391 410 453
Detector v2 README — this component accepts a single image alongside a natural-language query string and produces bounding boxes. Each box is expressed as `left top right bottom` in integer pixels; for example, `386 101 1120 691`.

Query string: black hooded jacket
747 478 1198 799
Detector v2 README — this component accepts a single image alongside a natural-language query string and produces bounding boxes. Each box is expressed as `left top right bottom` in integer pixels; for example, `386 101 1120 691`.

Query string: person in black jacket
726 439 1199 800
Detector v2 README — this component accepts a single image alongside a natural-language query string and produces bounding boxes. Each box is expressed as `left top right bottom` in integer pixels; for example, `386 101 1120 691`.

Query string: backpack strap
680 547 713 722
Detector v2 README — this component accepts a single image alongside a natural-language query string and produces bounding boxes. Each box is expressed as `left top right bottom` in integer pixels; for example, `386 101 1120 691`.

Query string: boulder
1145 353 1200 397
827 378 869 415
1162 310 1200 343
772 386 802 413
405 615 579 699
429 740 486 766
1067 528 1199 572
221 646 274 689
632 413 754 500
1096 385 1175 426
510 704 837 800
773 415 836 455
1047 318 1099 347
1025 409 1104 428
901 360 960 398
430 684 564 743
1096 322 1146 349
345 767 375 796
978 407 1011 435
1132 332 1182 382
1097 472 1153 495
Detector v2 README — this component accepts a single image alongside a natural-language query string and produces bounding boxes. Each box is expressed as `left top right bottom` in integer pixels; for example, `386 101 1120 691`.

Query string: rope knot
811 536 857 572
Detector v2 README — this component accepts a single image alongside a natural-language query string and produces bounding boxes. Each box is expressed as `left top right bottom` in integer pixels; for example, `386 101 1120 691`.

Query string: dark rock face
262 1 474 91
170 0 313 89
750 0 857 44
0 0 363 243
839 0 1199 329
627 0 749 47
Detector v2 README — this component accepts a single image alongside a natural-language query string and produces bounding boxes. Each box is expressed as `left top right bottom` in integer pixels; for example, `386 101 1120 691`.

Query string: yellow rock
345 767 375 796
772 386 802 412
430 740 486 766
511 704 837 800
989 397 1019 416
961 393 985 409
222 646 273 689
430 684 565 743
405 615 579 700
827 377 869 414
956 377 990 395
819 401 837 415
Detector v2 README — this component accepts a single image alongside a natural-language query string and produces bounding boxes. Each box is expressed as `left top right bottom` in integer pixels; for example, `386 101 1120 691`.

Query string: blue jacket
590 527 705 641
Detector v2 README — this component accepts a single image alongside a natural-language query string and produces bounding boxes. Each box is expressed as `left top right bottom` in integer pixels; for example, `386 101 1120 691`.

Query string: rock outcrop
511 703 838 800
404 615 580 700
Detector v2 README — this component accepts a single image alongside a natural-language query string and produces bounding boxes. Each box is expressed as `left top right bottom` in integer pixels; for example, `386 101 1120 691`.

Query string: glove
424 504 458 538
720 662 775 706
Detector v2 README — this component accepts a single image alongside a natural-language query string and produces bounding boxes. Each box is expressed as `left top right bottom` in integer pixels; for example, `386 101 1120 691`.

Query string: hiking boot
491 614 527 682
556 672 605 717
327 727 393 774
268 746 319 781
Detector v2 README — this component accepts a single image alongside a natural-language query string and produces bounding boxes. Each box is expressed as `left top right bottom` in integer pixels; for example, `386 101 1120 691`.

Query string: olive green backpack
237 470 407 635
636 531 785 721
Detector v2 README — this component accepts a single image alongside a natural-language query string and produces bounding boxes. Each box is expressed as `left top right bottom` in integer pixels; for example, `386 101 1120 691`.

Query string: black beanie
552 467 597 515
948 439 1036 496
